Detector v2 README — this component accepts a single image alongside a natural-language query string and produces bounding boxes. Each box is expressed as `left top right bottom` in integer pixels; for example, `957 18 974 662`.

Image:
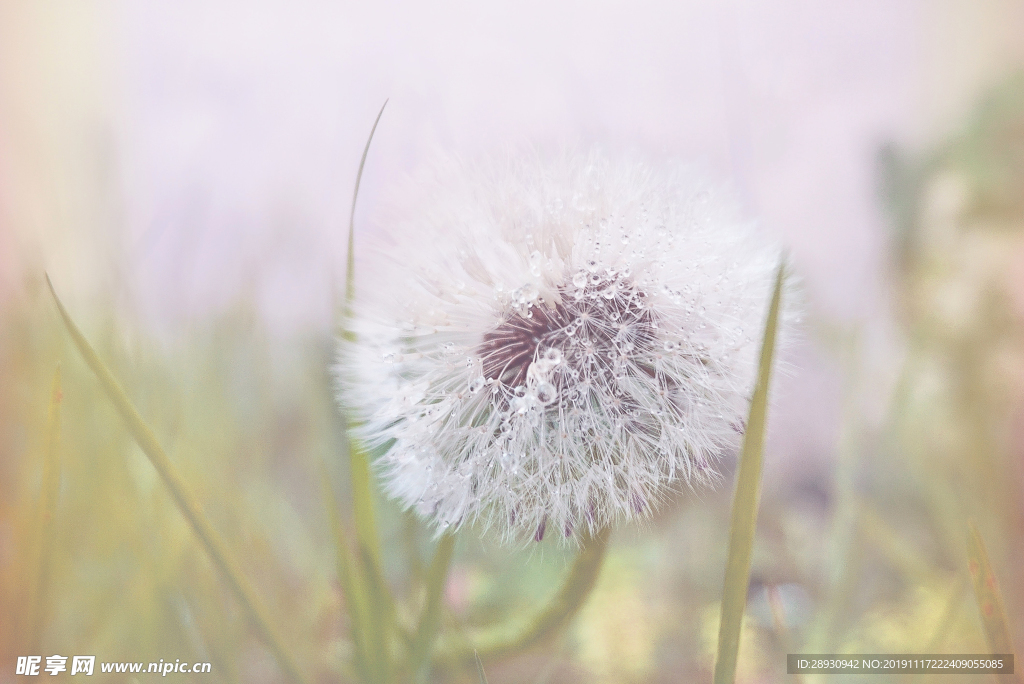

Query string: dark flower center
478 280 657 394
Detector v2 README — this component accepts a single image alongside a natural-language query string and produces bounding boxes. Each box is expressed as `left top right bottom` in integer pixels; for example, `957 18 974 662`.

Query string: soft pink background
3 0 1024 474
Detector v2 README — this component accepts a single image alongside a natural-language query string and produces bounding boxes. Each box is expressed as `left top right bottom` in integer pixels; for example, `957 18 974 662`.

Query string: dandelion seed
337 149 790 544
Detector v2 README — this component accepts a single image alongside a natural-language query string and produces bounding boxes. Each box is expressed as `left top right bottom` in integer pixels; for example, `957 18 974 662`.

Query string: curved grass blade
45 275 311 684
436 526 611 669
340 99 395 683
966 522 1019 682
474 651 489 684
344 98 388 313
29 365 63 652
713 259 785 684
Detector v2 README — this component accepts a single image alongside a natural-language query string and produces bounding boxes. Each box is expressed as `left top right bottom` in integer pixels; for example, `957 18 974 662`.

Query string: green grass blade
343 99 388 571
345 98 388 310
713 260 785 684
436 526 611 669
340 101 396 683
966 522 1018 681
320 465 372 682
474 651 489 684
29 365 63 652
408 533 457 677
45 275 312 684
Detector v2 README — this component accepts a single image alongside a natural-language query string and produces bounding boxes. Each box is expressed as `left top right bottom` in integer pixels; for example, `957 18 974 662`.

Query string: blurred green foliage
2 73 1023 683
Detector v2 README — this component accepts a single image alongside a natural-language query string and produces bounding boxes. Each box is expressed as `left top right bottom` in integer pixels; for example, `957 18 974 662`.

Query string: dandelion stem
45 275 312 684
435 526 611 669
713 259 784 684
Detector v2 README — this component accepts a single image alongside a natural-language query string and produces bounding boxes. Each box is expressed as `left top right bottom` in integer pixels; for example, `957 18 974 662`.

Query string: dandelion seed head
337 148 789 544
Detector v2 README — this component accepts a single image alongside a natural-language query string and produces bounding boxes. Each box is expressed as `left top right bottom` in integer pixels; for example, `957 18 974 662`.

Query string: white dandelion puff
337 148 790 544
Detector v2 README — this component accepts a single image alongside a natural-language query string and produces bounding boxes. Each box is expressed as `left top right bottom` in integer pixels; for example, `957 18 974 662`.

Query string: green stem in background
966 522 1020 684
766 585 805 684
45 276 312 684
906 575 968 684
29 365 63 653
320 465 372 683
713 259 785 684
402 511 425 586
340 99 396 683
436 526 612 669
473 651 489 684
408 533 457 679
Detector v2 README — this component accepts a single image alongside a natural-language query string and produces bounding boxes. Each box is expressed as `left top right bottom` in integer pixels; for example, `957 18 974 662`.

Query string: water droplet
664 340 679 352
512 283 539 304
469 376 485 393
586 259 599 273
536 382 557 405
529 250 543 275
572 271 588 288
543 348 562 364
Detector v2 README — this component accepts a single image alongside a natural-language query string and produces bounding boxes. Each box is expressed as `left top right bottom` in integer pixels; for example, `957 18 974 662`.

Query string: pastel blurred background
2 1 1023 682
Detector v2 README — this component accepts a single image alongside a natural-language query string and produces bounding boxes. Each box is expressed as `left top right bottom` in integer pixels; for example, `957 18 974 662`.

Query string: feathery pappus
337 148 790 544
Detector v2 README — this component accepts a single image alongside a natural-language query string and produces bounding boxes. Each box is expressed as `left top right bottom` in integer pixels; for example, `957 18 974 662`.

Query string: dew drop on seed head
572 271 588 288
469 376 485 393
535 382 557 405
529 250 543 275
543 347 562 364
664 340 679 352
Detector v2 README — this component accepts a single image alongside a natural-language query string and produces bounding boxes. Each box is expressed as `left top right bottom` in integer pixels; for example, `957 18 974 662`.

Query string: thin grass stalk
766 585 805 684
857 499 934 581
713 259 785 684
474 651 489 684
320 465 372 682
344 99 388 320
966 522 1019 684
341 100 396 682
357 544 396 683
906 575 968 684
45 276 311 684
29 365 63 652
408 533 457 678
